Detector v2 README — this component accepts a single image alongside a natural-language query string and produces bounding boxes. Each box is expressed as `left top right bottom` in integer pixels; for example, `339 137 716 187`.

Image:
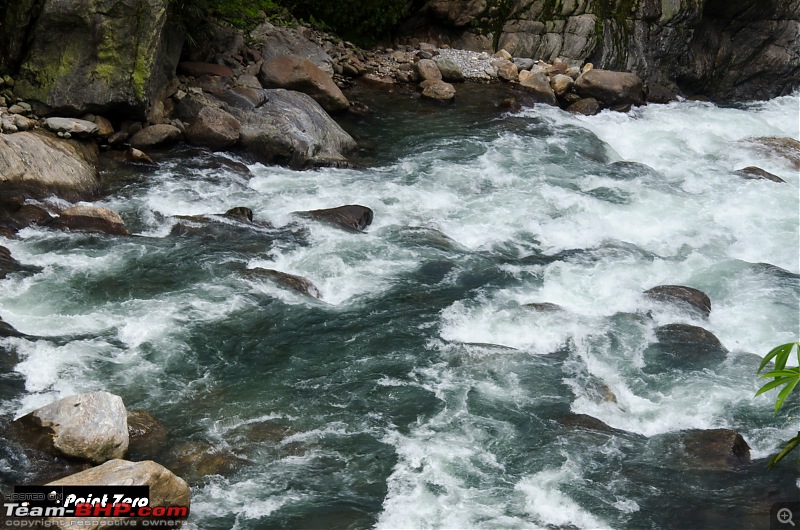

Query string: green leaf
758 343 798 374
767 433 800 469
755 376 795 397
760 368 800 379
775 377 800 414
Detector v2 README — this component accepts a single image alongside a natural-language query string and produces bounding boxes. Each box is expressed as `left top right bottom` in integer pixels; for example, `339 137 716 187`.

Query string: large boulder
185 106 241 151
258 55 350 113
434 58 465 82
48 459 190 527
10 0 183 119
574 69 645 107
518 71 558 106
250 21 334 75
13 391 129 464
0 130 99 200
226 89 357 169
415 59 443 82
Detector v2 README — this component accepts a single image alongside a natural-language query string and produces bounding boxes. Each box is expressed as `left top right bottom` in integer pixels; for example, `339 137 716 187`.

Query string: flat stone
43 117 99 138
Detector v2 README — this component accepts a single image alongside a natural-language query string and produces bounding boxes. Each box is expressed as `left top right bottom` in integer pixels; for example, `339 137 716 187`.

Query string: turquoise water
1 85 798 528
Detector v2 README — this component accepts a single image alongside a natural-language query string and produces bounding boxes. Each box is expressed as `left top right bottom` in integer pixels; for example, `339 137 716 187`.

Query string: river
1 85 798 529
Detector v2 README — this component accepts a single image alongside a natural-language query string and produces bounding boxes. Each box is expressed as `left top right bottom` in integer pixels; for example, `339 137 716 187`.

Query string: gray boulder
185 106 241 151
434 58 465 82
42 118 99 138
574 69 645 107
10 0 183 119
14 391 129 464
258 55 349 113
227 89 356 169
0 130 99 200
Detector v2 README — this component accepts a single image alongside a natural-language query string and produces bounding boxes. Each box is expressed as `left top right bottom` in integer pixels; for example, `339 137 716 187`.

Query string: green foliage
756 342 800 469
170 0 284 34
757 342 800 413
282 0 411 45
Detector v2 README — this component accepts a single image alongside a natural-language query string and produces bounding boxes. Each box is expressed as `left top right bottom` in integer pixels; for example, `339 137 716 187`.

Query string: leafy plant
756 341 800 469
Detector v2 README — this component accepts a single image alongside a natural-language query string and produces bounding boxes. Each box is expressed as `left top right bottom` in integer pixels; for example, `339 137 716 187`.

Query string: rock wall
0 0 183 118
406 0 800 100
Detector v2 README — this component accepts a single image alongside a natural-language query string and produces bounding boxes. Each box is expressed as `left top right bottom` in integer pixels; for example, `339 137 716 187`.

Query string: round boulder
434 58 465 82
574 69 645 107
299 204 373 232
567 97 601 116
644 285 712 318
415 59 443 82
258 55 350 113
421 80 456 102
14 391 129 464
185 106 241 151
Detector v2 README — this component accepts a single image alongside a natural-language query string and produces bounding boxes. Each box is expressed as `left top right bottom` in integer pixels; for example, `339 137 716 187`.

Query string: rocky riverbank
0 0 799 521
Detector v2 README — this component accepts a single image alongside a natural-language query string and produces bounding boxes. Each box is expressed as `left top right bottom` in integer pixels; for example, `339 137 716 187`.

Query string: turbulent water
1 85 799 529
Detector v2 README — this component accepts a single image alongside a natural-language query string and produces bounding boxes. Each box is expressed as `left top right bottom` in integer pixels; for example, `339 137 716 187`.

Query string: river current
1 85 798 529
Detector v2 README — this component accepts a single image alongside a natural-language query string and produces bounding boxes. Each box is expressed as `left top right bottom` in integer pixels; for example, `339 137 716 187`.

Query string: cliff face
408 0 800 100
0 0 183 118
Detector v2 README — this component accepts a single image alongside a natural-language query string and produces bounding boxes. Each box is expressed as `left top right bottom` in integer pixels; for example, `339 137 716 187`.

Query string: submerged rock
166 441 248 485
644 285 712 318
677 429 751 469
0 316 23 338
0 245 23 280
47 205 130 236
742 137 800 169
299 205 373 232
13 391 129 464
558 413 629 435
733 166 785 183
522 302 563 312
655 323 726 353
243 267 322 299
126 410 167 460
